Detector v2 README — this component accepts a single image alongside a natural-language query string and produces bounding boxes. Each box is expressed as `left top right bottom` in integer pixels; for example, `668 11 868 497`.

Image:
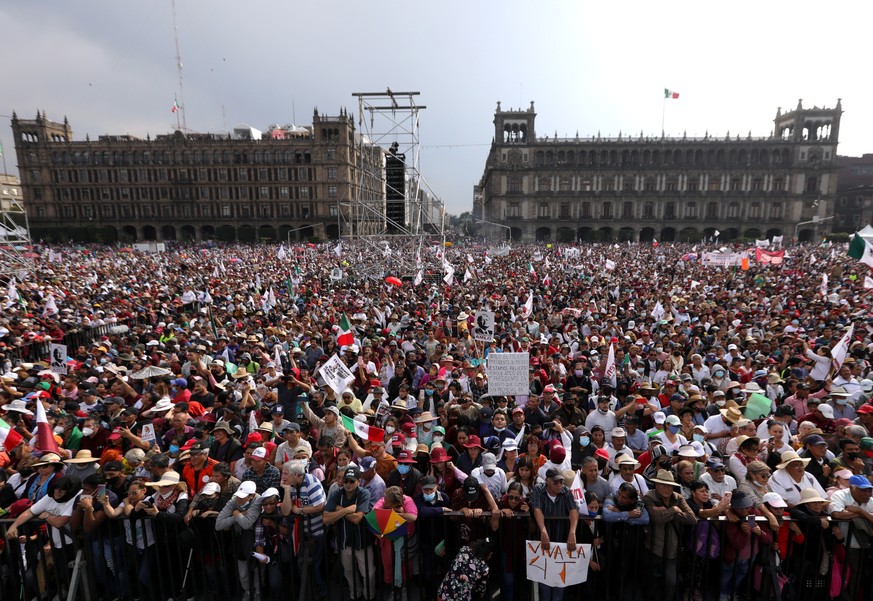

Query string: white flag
865 275 873 289
334 242 342 257
521 290 533 319
5 278 18 309
212 266 219 278
273 343 282 368
248 405 258 436
652 301 665 321
713 229 720 238
466 253 475 264
605 259 616 271
268 287 277 307
277 245 287 260
43 294 58 317
820 273 828 297
464 268 473 282
255 274 262 290
484 254 492 265
604 343 617 388
414 270 423 287
831 324 855 371
220 261 227 273
443 262 455 286
545 256 551 270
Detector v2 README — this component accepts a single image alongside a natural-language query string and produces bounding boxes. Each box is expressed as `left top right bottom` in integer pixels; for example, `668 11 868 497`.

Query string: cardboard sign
526 541 592 587
318 353 355 396
472 310 495 342
486 352 529 396
141 423 157 446
49 343 67 374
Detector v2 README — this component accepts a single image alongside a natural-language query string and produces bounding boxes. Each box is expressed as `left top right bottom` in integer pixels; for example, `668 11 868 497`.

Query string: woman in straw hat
24 452 65 503
769 450 827 507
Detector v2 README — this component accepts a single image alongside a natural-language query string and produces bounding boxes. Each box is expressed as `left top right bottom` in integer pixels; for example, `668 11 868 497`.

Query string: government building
474 100 842 243
10 109 386 242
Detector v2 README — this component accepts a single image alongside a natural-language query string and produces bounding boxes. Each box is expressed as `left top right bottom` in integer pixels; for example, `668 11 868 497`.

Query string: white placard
472 310 495 342
485 352 529 396
330 268 344 282
49 343 67 374
525 541 591 587
318 353 355 396
701 252 742 267
140 423 157 446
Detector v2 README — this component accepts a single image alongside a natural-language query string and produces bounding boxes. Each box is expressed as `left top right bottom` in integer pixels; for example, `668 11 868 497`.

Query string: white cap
261 487 280 499
234 480 257 498
482 453 497 468
201 482 221 496
762 492 787 508
653 411 666 424
251 447 268 460
817 404 834 419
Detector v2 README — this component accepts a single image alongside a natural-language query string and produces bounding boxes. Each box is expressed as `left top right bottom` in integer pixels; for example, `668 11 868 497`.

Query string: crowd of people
0 236 871 601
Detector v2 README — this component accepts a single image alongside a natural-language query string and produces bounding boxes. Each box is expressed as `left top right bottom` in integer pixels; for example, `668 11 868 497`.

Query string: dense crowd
0 237 871 601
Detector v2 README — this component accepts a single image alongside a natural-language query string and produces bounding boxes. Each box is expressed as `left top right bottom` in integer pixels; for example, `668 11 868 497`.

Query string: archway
181 225 196 241
744 228 761 241
556 227 575 243
121 225 137 243
599 227 613 242
142 225 157 241
161 225 176 241
639 227 655 243
509 227 522 241
578 227 595 242
679 227 700 243
535 227 551 242
201 225 215 240
660 227 676 242
216 225 236 242
723 228 739 241
765 228 782 240
258 225 277 242
325 223 340 240
298 225 315 241
618 227 635 242
797 228 814 243
702 227 718 241
93 227 118 243
238 225 256 242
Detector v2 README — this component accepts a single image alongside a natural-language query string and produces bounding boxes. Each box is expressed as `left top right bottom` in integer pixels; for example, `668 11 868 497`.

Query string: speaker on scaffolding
385 142 406 233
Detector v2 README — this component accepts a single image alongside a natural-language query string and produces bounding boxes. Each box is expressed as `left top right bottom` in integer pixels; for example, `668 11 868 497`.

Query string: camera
542 422 555 430
141 498 154 508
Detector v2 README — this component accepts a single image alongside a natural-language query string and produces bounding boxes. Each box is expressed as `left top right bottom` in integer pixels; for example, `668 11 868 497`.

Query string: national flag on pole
664 88 679 99
337 313 355 346
414 270 423 287
341 414 385 442
171 100 179 113
0 419 23 451
528 262 536 277
831 324 855 371
521 289 533 319
604 343 617 388
35 398 60 454
443 262 455 286
820 273 828 297
848 234 873 267
713 229 720 238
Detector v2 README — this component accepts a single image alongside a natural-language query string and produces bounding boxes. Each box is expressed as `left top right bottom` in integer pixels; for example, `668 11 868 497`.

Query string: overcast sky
2 1 870 215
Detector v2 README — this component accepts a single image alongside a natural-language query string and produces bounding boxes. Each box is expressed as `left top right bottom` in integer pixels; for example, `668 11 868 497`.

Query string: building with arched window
475 100 842 243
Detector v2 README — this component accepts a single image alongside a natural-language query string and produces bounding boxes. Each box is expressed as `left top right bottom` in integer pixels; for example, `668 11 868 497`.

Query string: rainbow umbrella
364 508 408 541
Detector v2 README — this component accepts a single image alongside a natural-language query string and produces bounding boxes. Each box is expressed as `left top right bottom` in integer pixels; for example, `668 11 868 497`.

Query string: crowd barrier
0 511 870 601
1 319 143 367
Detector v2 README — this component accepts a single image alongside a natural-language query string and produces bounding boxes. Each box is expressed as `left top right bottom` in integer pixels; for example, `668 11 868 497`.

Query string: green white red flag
341 414 385 442
337 313 355 346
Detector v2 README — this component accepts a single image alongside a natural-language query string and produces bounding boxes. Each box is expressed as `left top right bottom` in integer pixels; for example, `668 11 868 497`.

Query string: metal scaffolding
343 89 446 275
0 189 34 278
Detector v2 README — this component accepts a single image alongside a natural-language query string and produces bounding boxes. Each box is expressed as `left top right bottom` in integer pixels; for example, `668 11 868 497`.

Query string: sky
2 1 871 215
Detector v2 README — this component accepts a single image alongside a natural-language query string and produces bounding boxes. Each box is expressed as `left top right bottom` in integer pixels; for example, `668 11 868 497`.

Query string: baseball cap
804 434 827 447
849 475 873 489
463 476 481 500
482 453 497 469
653 412 666 424
665 415 681 426
251 447 268 460
762 492 787 508
343 466 361 481
360 457 377 471
201 482 221 496
817 404 834 419
502 439 518 452
549 445 566 464
233 480 257 498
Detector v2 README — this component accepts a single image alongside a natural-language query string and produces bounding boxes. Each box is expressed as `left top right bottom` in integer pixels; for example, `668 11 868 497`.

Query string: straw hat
776 450 811 470
719 402 744 424
65 450 98 464
32 453 63 468
616 455 641 468
796 488 828 505
651 469 681 487
414 411 436 424
146 471 181 487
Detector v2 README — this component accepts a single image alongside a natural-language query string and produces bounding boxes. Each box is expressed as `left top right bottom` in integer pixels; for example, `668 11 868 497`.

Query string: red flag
0 420 23 451
34 397 60 454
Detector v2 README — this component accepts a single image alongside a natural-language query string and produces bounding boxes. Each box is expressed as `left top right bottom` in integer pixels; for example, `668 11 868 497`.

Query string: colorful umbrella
364 508 408 541
384 276 402 287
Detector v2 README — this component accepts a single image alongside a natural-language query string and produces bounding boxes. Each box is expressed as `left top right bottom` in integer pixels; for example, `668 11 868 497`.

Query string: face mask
575 370 584 377
53 426 64 435
588 510 599 517
693 433 705 443
397 464 411 475
433 435 444 444
169 445 180 454
423 492 436 502
82 427 95 437
385 426 396 434
239 500 251 510
667 425 680 435
426 390 433 396
716 400 726 407
494 427 505 433
579 436 590 447
598 408 608 415
713 372 724 378
836 397 847 406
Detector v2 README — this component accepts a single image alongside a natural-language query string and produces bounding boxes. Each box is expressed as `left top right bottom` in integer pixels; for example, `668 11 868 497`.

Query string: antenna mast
171 0 188 132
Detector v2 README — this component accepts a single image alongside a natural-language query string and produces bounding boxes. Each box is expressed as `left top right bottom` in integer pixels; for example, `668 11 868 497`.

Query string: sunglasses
507 495 522 501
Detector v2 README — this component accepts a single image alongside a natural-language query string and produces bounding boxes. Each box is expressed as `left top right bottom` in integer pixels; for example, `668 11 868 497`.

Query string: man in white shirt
828 476 873 598
698 458 737 501
471 452 507 500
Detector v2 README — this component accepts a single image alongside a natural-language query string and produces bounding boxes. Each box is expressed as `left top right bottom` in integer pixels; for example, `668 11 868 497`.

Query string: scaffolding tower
343 90 446 275
0 182 34 278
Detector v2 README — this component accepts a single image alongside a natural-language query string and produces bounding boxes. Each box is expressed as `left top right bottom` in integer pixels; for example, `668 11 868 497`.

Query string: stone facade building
475 100 842 243
10 110 385 242
833 154 873 234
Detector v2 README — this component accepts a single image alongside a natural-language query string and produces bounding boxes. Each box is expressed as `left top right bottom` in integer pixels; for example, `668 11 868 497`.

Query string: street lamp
794 216 834 242
286 224 314 246
475 218 512 242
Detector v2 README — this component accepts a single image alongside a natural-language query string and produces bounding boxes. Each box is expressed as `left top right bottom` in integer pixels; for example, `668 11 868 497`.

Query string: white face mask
385 426 396 434
53 426 64 435
82 427 95 437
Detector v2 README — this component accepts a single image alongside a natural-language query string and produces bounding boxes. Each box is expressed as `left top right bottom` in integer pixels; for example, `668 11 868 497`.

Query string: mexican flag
848 234 873 267
664 88 679 99
171 100 179 113
337 313 355 346
528 262 536 277
341 414 385 442
0 420 22 451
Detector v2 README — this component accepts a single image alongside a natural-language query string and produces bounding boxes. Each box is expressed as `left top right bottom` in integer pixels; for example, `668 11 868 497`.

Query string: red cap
395 450 417 464
246 432 263 445
391 433 406 447
549 445 567 464
401 422 416 435
180 438 198 451
429 447 451 463
108 427 123 441
594 448 610 461
857 404 873 415
464 435 484 449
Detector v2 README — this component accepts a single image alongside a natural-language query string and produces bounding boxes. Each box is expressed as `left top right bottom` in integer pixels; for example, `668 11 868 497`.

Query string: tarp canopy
856 224 873 242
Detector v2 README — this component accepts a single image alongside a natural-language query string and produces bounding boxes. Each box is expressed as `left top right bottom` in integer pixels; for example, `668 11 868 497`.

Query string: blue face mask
693 433 705 443
426 390 433 396
169 445 180 454
423 492 436 502
588 510 599 517
668 426 680 435
579 436 590 447
397 465 411 475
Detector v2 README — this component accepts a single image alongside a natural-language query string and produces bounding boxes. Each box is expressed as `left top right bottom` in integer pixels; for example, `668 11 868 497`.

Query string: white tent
856 224 873 243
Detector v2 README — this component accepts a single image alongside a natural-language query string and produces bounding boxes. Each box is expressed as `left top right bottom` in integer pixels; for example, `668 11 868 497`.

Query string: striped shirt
287 473 326 537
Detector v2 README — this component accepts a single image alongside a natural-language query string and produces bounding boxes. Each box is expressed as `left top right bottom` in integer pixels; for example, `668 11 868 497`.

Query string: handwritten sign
486 352 529 396
472 310 495 342
525 541 591 587
49 343 67 375
318 354 355 396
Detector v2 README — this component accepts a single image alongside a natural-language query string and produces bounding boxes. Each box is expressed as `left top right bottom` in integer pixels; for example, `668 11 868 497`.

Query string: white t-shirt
471 466 507 500
30 493 80 547
699 472 737 499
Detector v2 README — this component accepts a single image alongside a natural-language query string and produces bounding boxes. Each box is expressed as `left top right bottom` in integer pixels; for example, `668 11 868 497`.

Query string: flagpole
661 94 666 136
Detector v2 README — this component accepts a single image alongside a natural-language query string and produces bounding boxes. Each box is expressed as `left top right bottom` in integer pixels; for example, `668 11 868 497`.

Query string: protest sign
140 424 157 446
49 343 67 375
472 310 495 342
526 541 592 587
486 352 529 396
318 354 355 396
